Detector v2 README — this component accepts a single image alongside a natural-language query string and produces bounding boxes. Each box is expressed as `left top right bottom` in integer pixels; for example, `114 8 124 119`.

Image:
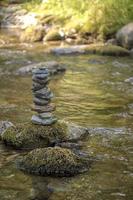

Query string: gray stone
0 121 14 136
51 46 85 55
33 73 49 80
116 23 133 49
38 112 53 119
34 89 53 99
32 82 44 91
31 115 57 125
33 97 50 106
31 104 56 113
16 61 66 75
34 92 53 99
33 88 50 96
125 77 133 85
106 38 117 45
32 76 50 85
63 121 89 141
32 68 49 75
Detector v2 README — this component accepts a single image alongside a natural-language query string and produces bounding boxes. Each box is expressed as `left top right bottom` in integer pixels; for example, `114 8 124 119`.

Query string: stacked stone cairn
31 67 57 125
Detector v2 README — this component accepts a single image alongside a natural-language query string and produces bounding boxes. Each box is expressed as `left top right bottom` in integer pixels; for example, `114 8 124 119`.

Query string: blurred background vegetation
1 0 133 39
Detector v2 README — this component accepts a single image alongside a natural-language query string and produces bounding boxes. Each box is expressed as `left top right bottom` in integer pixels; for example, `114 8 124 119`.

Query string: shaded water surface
0 30 133 200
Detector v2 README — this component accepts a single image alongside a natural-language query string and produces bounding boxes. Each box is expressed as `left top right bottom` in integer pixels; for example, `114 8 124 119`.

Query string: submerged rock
51 44 129 56
17 147 90 177
16 61 66 75
1 121 89 150
51 45 85 55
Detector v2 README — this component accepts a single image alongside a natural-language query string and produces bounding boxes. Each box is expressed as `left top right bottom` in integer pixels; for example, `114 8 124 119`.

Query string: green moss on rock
43 29 63 42
1 122 67 149
17 147 89 177
20 26 44 43
83 44 130 56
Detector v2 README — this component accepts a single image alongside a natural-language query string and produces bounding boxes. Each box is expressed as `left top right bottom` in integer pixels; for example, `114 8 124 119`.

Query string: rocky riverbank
0 3 133 55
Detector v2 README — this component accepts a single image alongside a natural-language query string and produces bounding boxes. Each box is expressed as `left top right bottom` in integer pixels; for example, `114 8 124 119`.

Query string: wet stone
32 68 49 75
32 76 50 85
32 67 56 126
33 87 51 96
32 82 44 91
38 112 53 119
33 97 50 106
34 73 49 80
31 115 57 125
34 91 53 100
32 104 56 113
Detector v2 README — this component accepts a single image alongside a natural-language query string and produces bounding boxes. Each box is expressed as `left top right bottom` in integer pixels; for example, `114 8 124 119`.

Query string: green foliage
41 0 133 38
8 0 133 38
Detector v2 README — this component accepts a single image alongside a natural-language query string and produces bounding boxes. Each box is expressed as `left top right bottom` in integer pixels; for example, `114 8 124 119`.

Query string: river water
0 30 133 200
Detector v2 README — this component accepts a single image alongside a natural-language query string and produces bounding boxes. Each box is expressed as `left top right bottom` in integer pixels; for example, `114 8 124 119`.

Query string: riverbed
0 29 133 200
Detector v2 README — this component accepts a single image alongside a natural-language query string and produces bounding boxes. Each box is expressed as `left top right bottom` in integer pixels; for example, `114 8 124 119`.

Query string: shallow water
0 30 133 200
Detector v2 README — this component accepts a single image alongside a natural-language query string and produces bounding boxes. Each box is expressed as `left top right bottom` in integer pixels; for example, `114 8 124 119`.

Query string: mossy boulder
1 121 89 150
1 122 67 149
51 44 130 56
17 147 90 177
43 29 64 42
83 44 130 56
20 25 44 43
116 23 133 49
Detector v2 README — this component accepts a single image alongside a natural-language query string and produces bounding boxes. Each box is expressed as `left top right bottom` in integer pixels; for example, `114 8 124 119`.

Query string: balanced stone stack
31 67 57 125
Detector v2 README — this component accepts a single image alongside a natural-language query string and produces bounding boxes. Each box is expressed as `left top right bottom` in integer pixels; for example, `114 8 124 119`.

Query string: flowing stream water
0 29 133 200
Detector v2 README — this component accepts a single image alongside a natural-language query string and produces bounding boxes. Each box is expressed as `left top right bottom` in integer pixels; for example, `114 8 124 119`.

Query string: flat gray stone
16 61 66 75
32 104 56 113
33 87 50 95
38 112 53 119
33 74 49 80
31 115 57 125
34 91 53 100
32 76 50 85
32 68 49 75
33 97 50 106
51 46 85 55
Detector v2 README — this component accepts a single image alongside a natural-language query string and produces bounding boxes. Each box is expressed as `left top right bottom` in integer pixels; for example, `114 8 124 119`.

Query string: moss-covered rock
17 147 89 177
1 121 89 149
20 25 44 43
1 122 67 149
83 44 130 56
116 23 133 49
43 29 64 42
51 44 130 56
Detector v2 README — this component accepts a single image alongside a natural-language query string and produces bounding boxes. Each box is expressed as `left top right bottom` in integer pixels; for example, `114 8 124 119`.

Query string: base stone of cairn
31 68 57 125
